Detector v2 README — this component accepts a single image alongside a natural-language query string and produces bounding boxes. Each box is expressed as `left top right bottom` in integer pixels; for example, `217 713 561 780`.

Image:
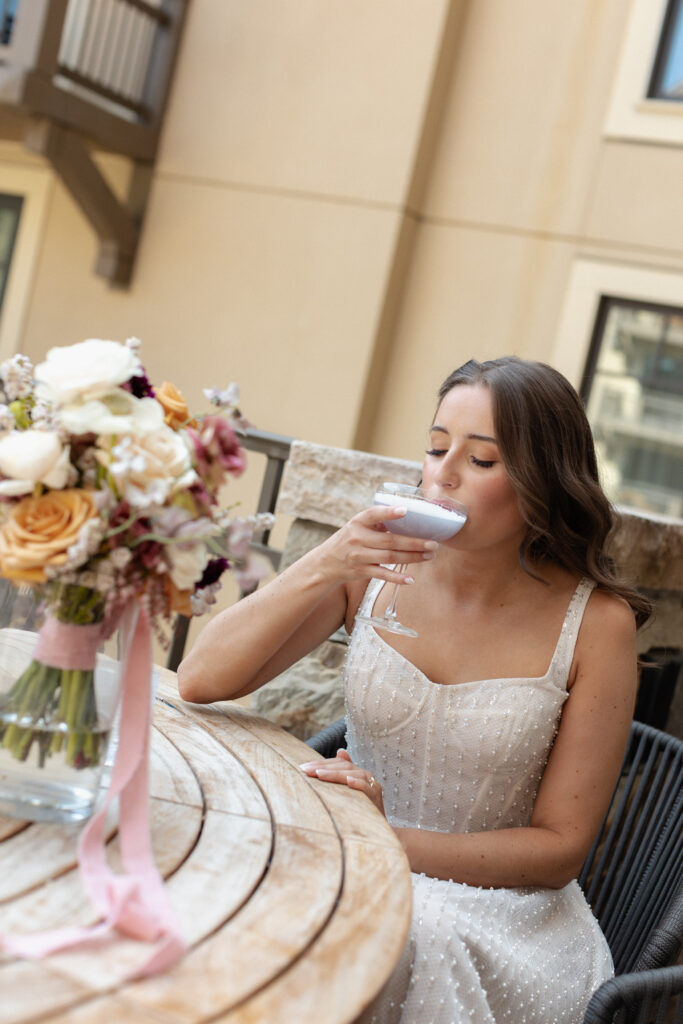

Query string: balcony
0 0 188 284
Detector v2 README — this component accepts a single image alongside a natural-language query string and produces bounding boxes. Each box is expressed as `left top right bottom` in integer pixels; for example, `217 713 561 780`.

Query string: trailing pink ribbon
0 600 186 976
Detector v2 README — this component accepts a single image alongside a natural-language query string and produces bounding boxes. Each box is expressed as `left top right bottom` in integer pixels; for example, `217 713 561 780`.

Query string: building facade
0 0 681 535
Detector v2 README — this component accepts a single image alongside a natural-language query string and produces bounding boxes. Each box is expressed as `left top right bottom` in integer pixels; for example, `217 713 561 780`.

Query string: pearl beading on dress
345 578 613 1024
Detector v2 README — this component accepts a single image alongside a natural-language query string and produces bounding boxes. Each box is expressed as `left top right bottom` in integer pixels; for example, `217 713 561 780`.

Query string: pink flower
189 416 246 492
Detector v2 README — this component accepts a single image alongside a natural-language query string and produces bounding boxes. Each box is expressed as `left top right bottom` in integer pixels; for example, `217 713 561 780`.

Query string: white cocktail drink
356 482 467 637
374 490 466 542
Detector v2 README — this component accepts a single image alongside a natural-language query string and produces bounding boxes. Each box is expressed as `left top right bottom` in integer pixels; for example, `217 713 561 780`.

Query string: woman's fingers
299 755 384 812
348 510 438 562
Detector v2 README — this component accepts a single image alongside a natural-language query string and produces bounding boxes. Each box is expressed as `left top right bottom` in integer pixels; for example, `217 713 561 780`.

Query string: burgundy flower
122 372 155 399
198 557 229 589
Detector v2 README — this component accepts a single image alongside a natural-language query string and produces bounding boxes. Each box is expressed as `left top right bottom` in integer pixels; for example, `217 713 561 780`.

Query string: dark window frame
648 0 683 101
580 295 683 404
0 192 22 316
0 0 18 47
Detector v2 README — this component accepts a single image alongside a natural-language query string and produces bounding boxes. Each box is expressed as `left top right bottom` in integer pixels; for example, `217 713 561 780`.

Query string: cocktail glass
355 482 467 638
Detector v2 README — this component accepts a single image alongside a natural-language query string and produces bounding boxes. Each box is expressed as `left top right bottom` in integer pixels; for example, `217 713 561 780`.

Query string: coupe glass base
355 613 418 638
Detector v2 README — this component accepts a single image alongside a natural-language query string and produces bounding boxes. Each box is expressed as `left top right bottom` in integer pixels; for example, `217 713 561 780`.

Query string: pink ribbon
0 600 186 976
34 615 103 671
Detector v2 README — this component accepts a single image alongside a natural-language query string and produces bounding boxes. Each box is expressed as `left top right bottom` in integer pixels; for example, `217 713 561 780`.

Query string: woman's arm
304 590 638 889
177 504 438 704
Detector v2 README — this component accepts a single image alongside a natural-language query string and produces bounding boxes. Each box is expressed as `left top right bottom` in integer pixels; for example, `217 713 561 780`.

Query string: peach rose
0 490 99 583
165 576 193 616
156 382 195 430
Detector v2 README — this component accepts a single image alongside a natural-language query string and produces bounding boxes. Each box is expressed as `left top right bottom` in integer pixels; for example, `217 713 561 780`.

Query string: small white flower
234 552 272 592
35 339 141 404
190 582 221 616
110 547 132 569
103 425 196 509
252 512 276 531
0 404 15 433
77 570 98 590
30 399 60 432
0 354 33 400
167 541 209 591
92 487 116 512
203 383 240 409
125 336 142 352
60 390 164 437
0 429 71 495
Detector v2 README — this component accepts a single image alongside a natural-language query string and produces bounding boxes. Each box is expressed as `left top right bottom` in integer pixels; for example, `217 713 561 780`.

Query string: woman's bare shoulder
584 585 637 636
567 585 637 691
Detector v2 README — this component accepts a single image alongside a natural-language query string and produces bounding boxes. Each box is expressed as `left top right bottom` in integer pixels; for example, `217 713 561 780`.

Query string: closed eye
471 456 494 468
425 448 447 457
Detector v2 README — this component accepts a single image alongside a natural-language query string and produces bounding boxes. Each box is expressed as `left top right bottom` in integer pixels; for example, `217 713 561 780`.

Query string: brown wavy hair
438 357 650 627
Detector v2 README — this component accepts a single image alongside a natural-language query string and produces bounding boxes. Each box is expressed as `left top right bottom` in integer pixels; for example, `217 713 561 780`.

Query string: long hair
438 357 650 627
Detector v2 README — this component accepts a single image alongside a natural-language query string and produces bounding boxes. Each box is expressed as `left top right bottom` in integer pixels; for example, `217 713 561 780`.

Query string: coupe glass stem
384 567 407 622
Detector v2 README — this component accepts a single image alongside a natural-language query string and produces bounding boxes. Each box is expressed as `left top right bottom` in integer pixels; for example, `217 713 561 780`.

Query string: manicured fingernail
424 541 438 550
403 575 415 584
393 506 407 516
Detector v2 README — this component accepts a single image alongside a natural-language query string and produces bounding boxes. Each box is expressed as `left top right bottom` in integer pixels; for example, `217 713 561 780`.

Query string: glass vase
0 584 122 824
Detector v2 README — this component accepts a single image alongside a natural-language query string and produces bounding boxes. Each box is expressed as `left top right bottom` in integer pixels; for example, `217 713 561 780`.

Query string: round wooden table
0 667 412 1024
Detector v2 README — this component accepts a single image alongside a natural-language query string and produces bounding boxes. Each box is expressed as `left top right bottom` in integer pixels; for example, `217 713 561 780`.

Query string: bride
178 356 649 1024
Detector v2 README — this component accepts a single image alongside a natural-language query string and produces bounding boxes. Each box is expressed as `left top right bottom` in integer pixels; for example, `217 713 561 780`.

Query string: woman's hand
299 749 385 815
314 505 436 588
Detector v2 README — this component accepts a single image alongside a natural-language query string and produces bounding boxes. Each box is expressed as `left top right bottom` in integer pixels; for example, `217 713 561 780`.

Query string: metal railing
165 429 294 671
57 0 171 122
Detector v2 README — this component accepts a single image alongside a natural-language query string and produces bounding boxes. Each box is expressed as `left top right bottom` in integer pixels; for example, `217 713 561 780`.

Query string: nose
433 450 461 490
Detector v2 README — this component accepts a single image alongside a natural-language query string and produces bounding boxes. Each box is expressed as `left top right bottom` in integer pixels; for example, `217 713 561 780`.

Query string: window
0 194 22 316
606 0 683 145
581 298 683 518
649 0 683 101
0 0 18 47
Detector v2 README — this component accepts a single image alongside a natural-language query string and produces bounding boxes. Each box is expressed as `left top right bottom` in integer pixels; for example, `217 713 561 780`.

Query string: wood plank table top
0 660 412 1024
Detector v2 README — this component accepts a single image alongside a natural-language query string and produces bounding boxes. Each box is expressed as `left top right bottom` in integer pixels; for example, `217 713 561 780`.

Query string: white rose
167 542 209 591
60 390 164 437
35 339 141 404
104 425 197 508
0 430 71 495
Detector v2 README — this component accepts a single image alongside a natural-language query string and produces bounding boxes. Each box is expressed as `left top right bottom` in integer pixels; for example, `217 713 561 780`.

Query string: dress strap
358 576 386 619
547 577 596 687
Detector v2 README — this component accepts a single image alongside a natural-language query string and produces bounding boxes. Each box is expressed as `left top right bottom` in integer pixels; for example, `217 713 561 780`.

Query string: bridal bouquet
0 337 271 771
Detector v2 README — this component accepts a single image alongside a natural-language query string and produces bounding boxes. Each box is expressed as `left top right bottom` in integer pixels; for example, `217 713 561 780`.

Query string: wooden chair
306 718 683 1022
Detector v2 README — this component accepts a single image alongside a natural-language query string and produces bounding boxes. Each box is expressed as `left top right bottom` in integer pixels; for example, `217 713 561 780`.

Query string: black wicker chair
306 718 683 1022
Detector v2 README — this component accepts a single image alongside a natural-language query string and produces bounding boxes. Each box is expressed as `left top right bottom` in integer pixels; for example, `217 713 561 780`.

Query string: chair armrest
582 964 683 1023
305 718 347 757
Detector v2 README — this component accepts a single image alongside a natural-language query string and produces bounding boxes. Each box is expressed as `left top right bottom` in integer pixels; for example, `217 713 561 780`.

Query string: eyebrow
430 425 498 444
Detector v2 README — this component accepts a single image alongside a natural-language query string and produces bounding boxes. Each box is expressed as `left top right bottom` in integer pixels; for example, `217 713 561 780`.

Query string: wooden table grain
0 660 412 1024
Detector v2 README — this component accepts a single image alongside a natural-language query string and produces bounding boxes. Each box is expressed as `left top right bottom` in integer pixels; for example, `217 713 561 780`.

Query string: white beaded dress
344 576 613 1024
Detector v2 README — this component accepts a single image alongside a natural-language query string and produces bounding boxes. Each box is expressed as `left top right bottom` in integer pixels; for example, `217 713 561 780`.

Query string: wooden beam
32 0 69 77
21 72 157 159
24 119 142 285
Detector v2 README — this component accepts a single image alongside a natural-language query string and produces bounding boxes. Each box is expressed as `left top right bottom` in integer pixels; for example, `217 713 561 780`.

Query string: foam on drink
375 490 466 542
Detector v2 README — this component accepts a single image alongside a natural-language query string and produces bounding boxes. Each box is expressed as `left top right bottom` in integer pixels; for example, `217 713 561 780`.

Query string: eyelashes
425 448 494 469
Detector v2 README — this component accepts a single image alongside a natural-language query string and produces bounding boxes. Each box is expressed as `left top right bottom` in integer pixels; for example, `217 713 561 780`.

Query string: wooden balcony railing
0 0 188 284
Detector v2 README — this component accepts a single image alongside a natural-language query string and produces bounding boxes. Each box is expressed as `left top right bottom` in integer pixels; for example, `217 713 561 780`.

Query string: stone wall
251 442 683 740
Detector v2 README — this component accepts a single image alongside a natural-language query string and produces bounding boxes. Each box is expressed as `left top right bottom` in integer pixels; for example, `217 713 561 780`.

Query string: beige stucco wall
0 0 681 642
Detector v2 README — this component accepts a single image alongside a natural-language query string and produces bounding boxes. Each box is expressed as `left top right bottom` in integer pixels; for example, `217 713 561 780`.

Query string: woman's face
421 384 526 552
